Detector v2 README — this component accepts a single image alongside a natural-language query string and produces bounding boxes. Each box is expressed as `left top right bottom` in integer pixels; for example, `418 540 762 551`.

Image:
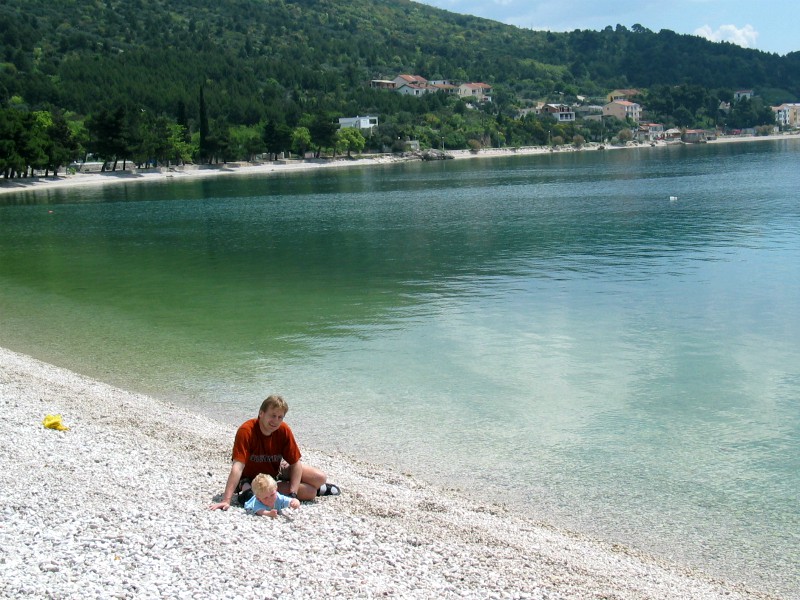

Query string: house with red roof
393 74 428 88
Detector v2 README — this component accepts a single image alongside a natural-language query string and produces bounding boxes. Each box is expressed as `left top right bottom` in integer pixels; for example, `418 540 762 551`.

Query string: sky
413 0 797 56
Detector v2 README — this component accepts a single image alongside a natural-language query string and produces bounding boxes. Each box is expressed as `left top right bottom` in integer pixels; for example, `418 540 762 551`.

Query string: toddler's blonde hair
251 473 278 498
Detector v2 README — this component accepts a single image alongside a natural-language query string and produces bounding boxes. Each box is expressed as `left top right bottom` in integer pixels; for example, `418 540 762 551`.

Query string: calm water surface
2 141 799 597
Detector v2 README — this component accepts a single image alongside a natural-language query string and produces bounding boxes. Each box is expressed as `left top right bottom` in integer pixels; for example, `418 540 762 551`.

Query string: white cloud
694 24 759 48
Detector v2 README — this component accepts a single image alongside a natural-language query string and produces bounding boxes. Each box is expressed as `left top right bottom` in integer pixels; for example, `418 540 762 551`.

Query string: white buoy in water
669 196 678 201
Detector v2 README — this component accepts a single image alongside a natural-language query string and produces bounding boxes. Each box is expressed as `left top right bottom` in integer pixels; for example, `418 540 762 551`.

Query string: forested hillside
1 0 799 176
3 0 799 119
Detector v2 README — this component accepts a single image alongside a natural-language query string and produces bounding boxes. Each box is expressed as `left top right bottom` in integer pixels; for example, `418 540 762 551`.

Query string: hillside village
3 68 799 178
344 74 800 146
370 74 495 104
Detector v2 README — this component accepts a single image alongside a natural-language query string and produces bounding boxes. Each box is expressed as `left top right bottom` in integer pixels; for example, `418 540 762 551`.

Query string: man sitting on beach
209 394 340 511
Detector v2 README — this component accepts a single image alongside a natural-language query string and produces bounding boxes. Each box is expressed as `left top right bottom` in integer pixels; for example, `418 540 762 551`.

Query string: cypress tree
199 85 209 163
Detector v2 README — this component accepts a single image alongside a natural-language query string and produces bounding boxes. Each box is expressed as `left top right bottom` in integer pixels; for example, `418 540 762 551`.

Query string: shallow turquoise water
2 141 799 596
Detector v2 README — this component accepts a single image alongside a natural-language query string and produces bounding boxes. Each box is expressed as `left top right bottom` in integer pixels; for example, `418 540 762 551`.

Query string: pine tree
199 85 210 163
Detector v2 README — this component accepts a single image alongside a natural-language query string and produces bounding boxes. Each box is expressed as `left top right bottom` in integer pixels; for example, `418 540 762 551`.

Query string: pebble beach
0 346 779 599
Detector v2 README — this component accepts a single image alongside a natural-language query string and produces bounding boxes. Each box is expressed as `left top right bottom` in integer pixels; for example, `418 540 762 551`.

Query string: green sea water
2 140 799 597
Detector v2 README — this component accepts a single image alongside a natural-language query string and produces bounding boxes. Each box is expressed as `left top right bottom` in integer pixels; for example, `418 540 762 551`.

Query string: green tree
262 120 278 158
263 120 293 159
198 85 211 163
673 106 694 128
334 127 366 157
726 97 775 129
617 127 633 143
45 110 79 175
86 106 129 170
166 123 194 165
0 108 26 178
23 111 52 175
290 126 311 157
309 113 338 157
132 112 177 167
229 124 264 161
209 120 232 162
66 116 90 162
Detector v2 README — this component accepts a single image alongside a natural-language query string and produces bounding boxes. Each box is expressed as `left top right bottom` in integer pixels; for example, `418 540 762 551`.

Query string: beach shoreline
0 345 783 599
2 133 798 198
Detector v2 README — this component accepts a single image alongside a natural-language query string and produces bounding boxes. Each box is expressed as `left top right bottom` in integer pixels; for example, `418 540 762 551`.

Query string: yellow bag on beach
42 414 69 431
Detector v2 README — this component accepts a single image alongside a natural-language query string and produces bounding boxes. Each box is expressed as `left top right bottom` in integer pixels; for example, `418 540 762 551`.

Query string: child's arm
255 508 279 518
275 492 300 512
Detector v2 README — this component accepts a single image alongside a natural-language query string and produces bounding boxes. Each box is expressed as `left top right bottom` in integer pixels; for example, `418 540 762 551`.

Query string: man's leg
277 462 328 501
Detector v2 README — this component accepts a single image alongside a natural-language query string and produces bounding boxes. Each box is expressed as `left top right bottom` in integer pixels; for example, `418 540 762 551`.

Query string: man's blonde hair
259 394 289 415
251 473 277 498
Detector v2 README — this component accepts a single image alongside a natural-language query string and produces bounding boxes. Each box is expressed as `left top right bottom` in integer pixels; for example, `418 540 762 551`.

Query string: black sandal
317 483 341 497
237 478 254 505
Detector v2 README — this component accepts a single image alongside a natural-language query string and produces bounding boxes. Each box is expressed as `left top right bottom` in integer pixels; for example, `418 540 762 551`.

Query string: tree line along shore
2 131 798 198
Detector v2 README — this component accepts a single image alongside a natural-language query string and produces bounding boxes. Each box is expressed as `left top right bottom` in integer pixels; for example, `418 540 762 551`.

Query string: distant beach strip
0 346 776 599
2 133 798 198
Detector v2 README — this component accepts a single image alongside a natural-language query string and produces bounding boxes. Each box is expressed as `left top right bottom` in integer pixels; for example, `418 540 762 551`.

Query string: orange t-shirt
231 418 302 480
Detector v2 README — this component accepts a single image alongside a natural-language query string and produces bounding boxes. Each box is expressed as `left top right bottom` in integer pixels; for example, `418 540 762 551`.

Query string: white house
338 115 379 131
542 104 575 122
395 83 430 97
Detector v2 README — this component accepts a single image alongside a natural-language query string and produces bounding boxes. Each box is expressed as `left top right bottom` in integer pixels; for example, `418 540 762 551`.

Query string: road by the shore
0 346 779 599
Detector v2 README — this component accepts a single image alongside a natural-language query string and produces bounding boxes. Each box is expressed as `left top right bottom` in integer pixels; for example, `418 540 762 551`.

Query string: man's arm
208 460 245 511
287 459 303 497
